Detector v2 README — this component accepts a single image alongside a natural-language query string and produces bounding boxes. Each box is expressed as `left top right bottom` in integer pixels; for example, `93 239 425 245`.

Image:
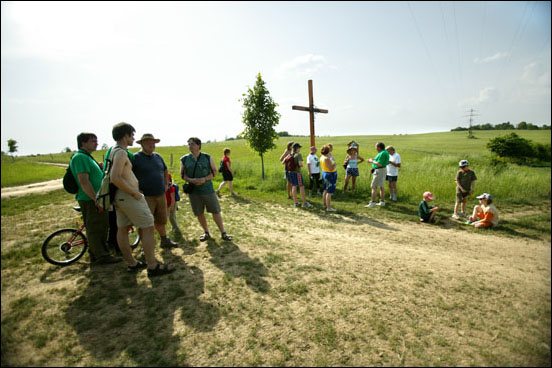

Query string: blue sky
2 1 550 156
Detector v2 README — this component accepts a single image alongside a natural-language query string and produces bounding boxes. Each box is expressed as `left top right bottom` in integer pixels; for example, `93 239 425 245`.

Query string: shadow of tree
206 240 270 293
64 259 220 366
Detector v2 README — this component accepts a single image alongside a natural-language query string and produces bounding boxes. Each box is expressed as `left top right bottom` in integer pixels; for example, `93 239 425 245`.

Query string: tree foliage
240 73 281 179
487 132 551 165
7 139 17 155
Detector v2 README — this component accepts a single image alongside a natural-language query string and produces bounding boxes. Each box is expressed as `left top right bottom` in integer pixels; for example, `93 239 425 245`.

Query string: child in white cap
466 193 499 228
419 191 440 223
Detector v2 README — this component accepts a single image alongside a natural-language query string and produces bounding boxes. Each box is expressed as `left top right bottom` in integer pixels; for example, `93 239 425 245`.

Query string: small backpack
219 159 225 173
173 183 180 202
96 146 122 210
284 153 296 172
63 160 79 194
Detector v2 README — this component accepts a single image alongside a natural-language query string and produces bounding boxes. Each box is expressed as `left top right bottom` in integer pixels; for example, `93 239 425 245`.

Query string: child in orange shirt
466 193 499 228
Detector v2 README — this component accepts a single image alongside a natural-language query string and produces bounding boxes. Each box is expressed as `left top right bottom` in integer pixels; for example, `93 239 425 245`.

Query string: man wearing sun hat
132 133 178 248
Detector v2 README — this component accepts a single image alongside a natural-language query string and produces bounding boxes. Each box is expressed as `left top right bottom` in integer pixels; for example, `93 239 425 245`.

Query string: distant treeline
451 121 551 131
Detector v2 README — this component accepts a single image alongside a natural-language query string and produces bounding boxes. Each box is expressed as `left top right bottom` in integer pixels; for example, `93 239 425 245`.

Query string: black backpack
62 158 79 194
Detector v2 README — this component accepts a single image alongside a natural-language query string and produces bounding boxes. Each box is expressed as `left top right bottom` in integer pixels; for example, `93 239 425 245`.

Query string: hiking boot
294 202 300 207
161 237 178 248
302 202 313 208
147 263 174 277
365 202 376 208
459 212 467 218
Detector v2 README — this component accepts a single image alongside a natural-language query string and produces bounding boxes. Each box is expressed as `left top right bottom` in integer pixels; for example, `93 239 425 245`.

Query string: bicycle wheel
42 229 88 266
129 227 141 249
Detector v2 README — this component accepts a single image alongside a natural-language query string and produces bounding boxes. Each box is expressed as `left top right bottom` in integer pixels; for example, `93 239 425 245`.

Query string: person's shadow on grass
206 239 270 293
63 259 220 366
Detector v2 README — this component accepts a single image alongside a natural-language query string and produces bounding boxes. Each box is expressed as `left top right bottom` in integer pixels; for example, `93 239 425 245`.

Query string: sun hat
423 191 434 200
476 193 493 200
459 159 469 168
136 133 160 144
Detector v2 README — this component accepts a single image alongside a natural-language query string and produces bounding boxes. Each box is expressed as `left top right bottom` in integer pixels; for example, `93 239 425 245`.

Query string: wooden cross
292 79 328 147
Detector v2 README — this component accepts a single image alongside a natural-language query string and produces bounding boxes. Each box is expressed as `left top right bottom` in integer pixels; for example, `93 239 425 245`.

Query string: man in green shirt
365 141 390 208
70 133 121 264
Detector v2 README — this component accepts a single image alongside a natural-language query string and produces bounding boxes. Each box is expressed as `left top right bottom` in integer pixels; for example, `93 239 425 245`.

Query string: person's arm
324 156 335 171
357 155 365 164
280 149 290 162
169 190 175 211
226 160 233 176
77 173 98 204
307 157 312 176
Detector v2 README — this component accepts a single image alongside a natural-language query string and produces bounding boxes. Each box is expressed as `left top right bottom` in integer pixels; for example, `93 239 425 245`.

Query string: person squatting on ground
132 133 178 248
216 148 237 197
418 191 440 223
287 143 312 208
306 146 322 196
452 159 477 219
365 141 390 208
320 143 338 212
466 193 499 228
386 145 401 202
166 174 183 239
343 142 364 192
180 137 233 242
109 122 174 277
280 141 294 200
70 132 122 264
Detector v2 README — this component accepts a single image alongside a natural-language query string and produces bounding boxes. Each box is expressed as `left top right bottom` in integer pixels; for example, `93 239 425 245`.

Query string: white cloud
473 52 508 64
522 62 551 86
459 87 499 107
273 54 329 79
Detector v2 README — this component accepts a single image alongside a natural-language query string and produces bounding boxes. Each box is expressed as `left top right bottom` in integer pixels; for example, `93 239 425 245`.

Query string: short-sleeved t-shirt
456 169 477 191
132 151 168 196
165 184 175 207
418 200 433 221
70 149 103 201
372 150 390 169
387 152 401 176
292 152 303 173
307 154 320 174
180 153 214 195
222 155 231 171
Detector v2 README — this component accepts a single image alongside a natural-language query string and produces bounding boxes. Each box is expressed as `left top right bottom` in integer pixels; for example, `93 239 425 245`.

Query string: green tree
487 132 535 159
240 73 281 179
7 139 17 156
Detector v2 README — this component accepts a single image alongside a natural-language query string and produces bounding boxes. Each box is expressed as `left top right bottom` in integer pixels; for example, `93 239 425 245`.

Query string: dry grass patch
2 196 550 366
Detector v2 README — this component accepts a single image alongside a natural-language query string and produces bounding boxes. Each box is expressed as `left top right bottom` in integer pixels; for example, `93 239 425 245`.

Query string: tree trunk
261 153 265 180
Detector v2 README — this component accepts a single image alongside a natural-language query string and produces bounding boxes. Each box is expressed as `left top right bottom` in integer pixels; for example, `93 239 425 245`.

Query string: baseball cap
423 191 434 200
293 143 302 149
476 193 493 200
459 159 469 168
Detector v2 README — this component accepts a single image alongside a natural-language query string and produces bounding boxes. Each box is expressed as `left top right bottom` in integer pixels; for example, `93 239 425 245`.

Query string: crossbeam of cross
292 80 328 148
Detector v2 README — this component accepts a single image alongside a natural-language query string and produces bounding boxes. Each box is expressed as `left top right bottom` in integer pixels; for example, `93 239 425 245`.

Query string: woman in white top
385 146 401 202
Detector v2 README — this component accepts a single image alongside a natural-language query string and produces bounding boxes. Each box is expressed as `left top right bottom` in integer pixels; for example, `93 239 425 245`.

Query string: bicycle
41 206 140 266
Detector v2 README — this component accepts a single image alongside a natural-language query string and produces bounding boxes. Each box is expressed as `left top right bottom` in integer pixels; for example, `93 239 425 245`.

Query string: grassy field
1 130 551 366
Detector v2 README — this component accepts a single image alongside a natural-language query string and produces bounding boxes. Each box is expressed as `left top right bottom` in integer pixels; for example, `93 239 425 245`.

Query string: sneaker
459 212 467 218
302 202 313 208
451 214 461 220
377 201 386 206
160 237 178 248
294 202 300 207
365 202 377 208
326 207 337 212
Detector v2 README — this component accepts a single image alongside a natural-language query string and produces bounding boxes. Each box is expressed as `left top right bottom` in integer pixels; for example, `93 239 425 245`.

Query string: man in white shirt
386 146 401 202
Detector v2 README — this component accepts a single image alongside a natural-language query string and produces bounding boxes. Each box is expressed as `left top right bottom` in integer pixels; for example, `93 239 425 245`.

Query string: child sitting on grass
465 193 499 228
419 191 440 223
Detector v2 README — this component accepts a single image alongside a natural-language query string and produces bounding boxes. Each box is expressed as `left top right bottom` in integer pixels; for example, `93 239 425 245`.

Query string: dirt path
1 179 64 199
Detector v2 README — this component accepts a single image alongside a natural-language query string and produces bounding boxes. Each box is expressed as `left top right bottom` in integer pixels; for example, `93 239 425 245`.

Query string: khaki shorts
145 194 168 225
371 167 387 187
189 192 221 216
114 190 154 229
